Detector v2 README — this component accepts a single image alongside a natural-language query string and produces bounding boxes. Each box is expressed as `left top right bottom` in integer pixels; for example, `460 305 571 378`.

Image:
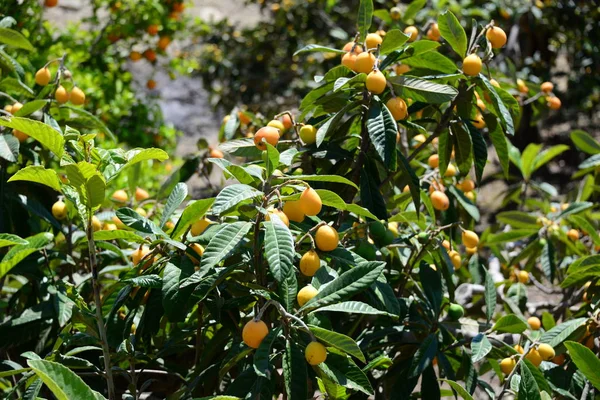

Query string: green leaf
171 198 215 239
0 116 64 157
162 261 195 321
492 314 528 333
7 166 61 192
279 269 297 312
464 120 488 184
397 151 421 212
316 101 358 148
0 233 27 248
85 174 105 210
408 333 437 378
438 10 467 57
27 360 100 400
401 51 458 74
125 148 169 166
283 340 308 400
0 77 34 98
367 100 398 170
160 183 187 228
125 275 162 288
403 0 427 23
389 76 459 104
199 221 252 272
280 174 358 189
419 260 442 315
478 76 514 136
486 116 509 178
439 379 474 400
484 269 496 323
520 143 543 180
61 105 116 141
357 0 374 42
570 215 600 246
518 361 542 400
496 211 539 229
451 121 473 174
263 218 294 283
116 208 163 236
0 27 34 51
209 158 256 185
254 328 280 377
540 240 555 281
485 230 537 245
92 230 146 243
310 301 395 317
345 204 379 221
301 262 385 311
562 255 600 288
293 44 345 56
0 133 19 162
532 145 569 173
13 100 49 117
0 232 53 278
471 333 492 363
318 352 372 395
540 318 587 347
309 325 365 362
315 189 346 210
556 201 593 220
212 184 262 215
380 29 411 55
448 185 480 221
360 165 387 220
564 341 600 391
570 130 600 155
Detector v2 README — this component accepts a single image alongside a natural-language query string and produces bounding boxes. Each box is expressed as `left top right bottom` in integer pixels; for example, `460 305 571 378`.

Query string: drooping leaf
389 76 458 104
367 100 398 170
408 333 438 378
160 183 188 228
540 318 587 347
171 198 215 239
357 0 374 42
570 129 600 155
564 341 600 391
212 184 262 215
438 10 468 57
309 325 365 362
8 166 62 192
492 314 528 333
293 44 346 56
484 269 496 323
27 360 100 400
470 333 492 363
0 232 54 278
263 217 294 283
0 116 64 157
0 27 34 51
283 340 308 400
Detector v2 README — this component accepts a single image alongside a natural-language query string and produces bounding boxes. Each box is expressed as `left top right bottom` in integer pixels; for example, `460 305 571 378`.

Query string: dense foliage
0 1 599 400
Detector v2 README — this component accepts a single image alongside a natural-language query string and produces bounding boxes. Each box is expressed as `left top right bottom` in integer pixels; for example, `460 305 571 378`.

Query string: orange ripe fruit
395 63 411 75
158 36 171 51
460 178 475 192
172 2 185 12
473 113 486 129
111 189 128 203
525 348 543 367
300 250 321 276
297 285 318 306
462 230 479 248
528 316 541 330
426 23 441 41
189 243 204 262
44 0 58 7
462 54 482 76
281 114 293 130
147 24 159 36
135 187 149 202
10 102 22 114
70 86 86 106
404 26 419 42
35 67 52 86
552 354 565 365
55 85 69 104
444 163 457 177
266 209 290 227
283 200 305 223
514 344 525 354
254 126 280 150
486 26 507 49
442 240 451 250
500 357 516 374
366 70 386 94
242 319 269 349
144 49 157 62
342 52 357 71
209 148 224 158
315 225 339 251
13 130 28 142
342 42 363 54
567 229 580 241
386 97 408 120
131 246 150 266
238 111 251 125
430 190 449 211
365 33 383 50
448 250 461 269
540 81 554 93
428 154 439 168
547 96 561 110
191 218 211 236
354 52 376 74
299 187 322 216
147 79 157 89
130 51 142 61
305 341 327 365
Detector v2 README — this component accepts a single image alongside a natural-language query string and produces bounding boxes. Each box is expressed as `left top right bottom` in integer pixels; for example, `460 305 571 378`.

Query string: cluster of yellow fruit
252 113 294 150
439 229 479 269
500 342 556 374
34 65 86 106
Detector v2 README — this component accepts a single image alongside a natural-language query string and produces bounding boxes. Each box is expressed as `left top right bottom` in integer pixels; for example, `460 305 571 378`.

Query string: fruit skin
266 209 289 227
70 86 86 106
547 96 561 110
449 250 461 269
297 285 318 306
369 221 386 239
281 114 293 130
254 126 280 150
426 23 441 41
390 7 401 20
299 187 322 216
386 97 408 120
147 24 159 35
144 49 157 62
462 230 479 248
131 246 150 266
537 343 555 360
365 33 383 50
305 341 327 365
428 154 439 168
342 42 362 54
135 187 149 202
209 148 224 158
459 178 475 192
486 26 507 48
242 319 269 349
191 218 211 236
354 52 376 74
463 54 482 76
404 26 419 42
315 225 339 252
447 303 464 320
552 354 566 365
130 51 142 61
514 344 525 354
444 164 457 177
525 348 543 367
300 250 321 276
341 52 357 71
147 79 157 90
267 120 285 133
91 216 102 231
528 316 541 330
283 200 305 223
517 270 529 284
540 81 554 93
112 189 128 203
55 85 70 104
45 0 58 7
158 36 171 50
500 357 516 374
366 70 387 94
52 200 68 220
430 190 450 211
299 125 317 145
473 113 486 129
35 68 52 86
567 229 580 241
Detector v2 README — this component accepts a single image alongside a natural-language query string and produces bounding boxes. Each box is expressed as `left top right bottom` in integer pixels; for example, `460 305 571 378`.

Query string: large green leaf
401 50 458 74
310 301 395 317
439 379 474 400
408 333 438 378
492 314 527 333
315 101 358 147
564 341 600 391
357 0 373 42
8 166 61 192
212 184 262 215
309 325 365 362
0 233 27 248
278 174 358 189
0 232 53 278
367 100 398 170
160 182 187 228
380 29 411 55
0 117 64 157
125 148 169 166
478 76 514 136
485 230 537 245
486 116 509 178
570 130 600 155
209 158 256 185
27 360 101 400
451 121 473 174
301 262 384 312
0 27 34 51
263 218 294 283
389 76 458 104
360 165 387 220
171 198 215 239
319 352 372 395
448 185 480 221
484 269 496 323
562 255 600 288
116 208 164 236
403 0 426 23
199 221 252 272
162 261 195 321
92 230 146 244
254 328 280 377
532 145 569 174
283 340 307 400
540 318 587 347
471 333 492 363
437 10 467 57
518 361 541 400
464 120 488 184
496 211 539 229
569 215 600 246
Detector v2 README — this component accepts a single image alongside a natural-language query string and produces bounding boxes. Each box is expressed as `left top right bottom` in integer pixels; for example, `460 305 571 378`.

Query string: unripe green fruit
448 303 464 320
355 240 377 261
381 229 395 246
369 221 386 239
417 232 429 244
